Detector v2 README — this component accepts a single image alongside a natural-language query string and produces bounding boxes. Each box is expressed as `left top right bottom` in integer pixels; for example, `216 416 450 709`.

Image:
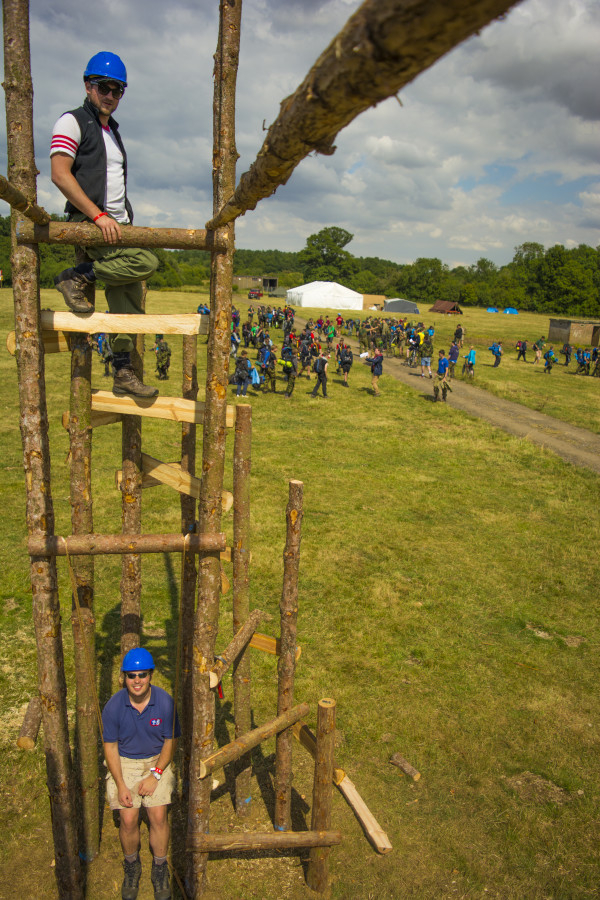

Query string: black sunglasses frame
124 670 150 680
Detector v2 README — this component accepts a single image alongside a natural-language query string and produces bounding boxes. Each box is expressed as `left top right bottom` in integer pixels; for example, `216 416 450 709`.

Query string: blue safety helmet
122 647 154 672
84 51 127 86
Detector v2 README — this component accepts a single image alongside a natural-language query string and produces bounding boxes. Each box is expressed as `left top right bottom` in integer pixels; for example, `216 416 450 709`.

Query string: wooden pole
16 218 227 251
0 173 50 222
232 403 252 814
68 330 99 860
199 701 310 779
3 0 82 894
180 334 198 793
306 699 337 894
275 480 304 831
207 0 518 230
390 752 421 781
209 609 262 688
28 533 226 557
17 694 42 750
187 1 242 894
187 831 342 852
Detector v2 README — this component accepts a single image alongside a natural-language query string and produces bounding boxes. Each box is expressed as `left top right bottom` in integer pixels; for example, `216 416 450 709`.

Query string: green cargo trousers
85 245 159 353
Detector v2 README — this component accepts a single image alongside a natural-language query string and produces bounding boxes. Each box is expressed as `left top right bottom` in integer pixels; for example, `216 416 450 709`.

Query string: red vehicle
248 288 263 299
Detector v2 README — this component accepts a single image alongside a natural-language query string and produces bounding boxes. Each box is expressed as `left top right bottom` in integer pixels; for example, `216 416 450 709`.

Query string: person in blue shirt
447 340 460 379
462 346 476 378
365 347 383 396
102 647 180 900
433 350 449 401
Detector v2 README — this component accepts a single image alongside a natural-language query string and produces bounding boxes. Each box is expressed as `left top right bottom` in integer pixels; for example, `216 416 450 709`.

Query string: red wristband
151 767 163 776
93 212 108 222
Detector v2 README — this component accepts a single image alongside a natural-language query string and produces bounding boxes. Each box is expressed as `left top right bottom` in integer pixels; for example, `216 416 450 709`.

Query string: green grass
0 288 599 898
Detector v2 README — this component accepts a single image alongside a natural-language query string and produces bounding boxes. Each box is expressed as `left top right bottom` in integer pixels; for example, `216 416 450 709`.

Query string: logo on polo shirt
150 718 163 727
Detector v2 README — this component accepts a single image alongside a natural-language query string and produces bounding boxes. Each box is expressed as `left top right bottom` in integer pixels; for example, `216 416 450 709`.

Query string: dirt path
293 318 600 475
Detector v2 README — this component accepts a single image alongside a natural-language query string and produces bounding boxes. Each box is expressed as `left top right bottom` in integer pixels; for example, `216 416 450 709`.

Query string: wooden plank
7 329 70 356
91 390 235 428
113 456 234 511
249 632 301 661
63 410 122 430
40 310 203 336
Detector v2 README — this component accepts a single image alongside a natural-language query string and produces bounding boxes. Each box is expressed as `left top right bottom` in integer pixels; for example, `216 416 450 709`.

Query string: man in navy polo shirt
103 648 180 900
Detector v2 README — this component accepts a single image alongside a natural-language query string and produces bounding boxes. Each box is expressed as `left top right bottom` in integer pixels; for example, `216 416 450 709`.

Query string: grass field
1 288 599 899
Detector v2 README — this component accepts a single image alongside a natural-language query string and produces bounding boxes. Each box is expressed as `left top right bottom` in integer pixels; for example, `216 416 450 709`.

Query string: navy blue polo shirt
102 685 181 759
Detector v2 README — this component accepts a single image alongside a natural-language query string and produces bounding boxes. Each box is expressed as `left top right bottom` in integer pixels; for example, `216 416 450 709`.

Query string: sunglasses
124 671 150 680
90 80 125 98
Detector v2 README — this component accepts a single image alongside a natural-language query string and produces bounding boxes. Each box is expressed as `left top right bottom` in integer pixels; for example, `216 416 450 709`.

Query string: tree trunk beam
40 310 204 336
91 390 235 427
209 608 263 688
28 533 226 557
307 698 337 893
17 694 42 750
292 722 345 785
199 701 310 779
187 830 342 852
113 454 234 509
7 329 71 355
0 173 50 223
249 632 301 660
389 752 421 781
16 218 227 251
62 409 122 430
207 0 518 230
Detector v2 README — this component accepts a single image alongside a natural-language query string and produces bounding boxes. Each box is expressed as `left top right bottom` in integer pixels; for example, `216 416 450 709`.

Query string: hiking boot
151 860 171 900
54 267 95 313
113 366 159 398
121 856 142 900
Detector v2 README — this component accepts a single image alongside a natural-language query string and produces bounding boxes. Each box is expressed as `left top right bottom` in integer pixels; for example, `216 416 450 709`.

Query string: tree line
0 216 597 316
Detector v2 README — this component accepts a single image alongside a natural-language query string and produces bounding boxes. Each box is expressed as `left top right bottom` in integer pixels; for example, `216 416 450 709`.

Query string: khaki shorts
106 755 176 810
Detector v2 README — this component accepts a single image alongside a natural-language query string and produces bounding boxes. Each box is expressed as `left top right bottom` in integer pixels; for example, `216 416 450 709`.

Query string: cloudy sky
2 0 599 267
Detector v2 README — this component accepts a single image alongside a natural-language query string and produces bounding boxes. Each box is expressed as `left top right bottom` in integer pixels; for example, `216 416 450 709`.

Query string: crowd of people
508 337 599 375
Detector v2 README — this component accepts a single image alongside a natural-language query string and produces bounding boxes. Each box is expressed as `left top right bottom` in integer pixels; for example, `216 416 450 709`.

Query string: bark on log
187 830 342 852
17 218 227 251
68 331 99 860
17 694 42 750
306 699 337 894
209 608 262 688
389 752 421 781
91 390 235 428
187 1 242 893
0 173 50 223
207 0 518 230
40 310 204 336
3 0 83 893
28 533 226 556
199 701 310 779
180 334 198 794
275 479 304 830
232 403 252 814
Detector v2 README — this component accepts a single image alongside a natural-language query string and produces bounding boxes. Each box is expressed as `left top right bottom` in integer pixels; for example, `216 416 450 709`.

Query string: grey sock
153 856 167 866
125 852 139 864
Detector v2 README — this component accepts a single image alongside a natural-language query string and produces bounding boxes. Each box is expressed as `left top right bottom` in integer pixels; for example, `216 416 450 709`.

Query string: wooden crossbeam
249 632 302 661
28 533 226 557
40 310 203 336
187 830 342 852
91 390 235 428
0 174 50 224
62 410 122 430
16 218 227 251
7 329 72 356
113 454 234 511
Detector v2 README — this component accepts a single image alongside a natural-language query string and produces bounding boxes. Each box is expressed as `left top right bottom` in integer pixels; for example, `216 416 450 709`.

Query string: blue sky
2 0 598 268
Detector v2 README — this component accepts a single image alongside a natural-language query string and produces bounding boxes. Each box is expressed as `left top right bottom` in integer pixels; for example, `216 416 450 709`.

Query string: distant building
233 275 278 293
548 318 600 346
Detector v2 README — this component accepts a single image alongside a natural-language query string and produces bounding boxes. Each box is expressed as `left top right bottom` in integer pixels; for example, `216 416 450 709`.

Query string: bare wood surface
292 722 392 854
187 0 242 890
307 699 337 893
17 695 42 750
187 830 342 852
41 310 203 336
232 403 252 814
275 479 304 830
117 454 233 509
249 632 301 660
28 533 226 557
91 390 235 428
199 701 310 779
0 173 50 223
17 218 227 251
7 329 71 356
209 608 263 688
390 752 421 781
3 0 82 893
207 0 518 230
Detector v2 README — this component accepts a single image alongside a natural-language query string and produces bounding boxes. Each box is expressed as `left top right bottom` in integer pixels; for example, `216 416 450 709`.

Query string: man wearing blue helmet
102 647 180 900
50 51 159 399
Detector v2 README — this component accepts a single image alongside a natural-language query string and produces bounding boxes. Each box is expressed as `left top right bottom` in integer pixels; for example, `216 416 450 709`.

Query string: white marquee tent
286 281 363 311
